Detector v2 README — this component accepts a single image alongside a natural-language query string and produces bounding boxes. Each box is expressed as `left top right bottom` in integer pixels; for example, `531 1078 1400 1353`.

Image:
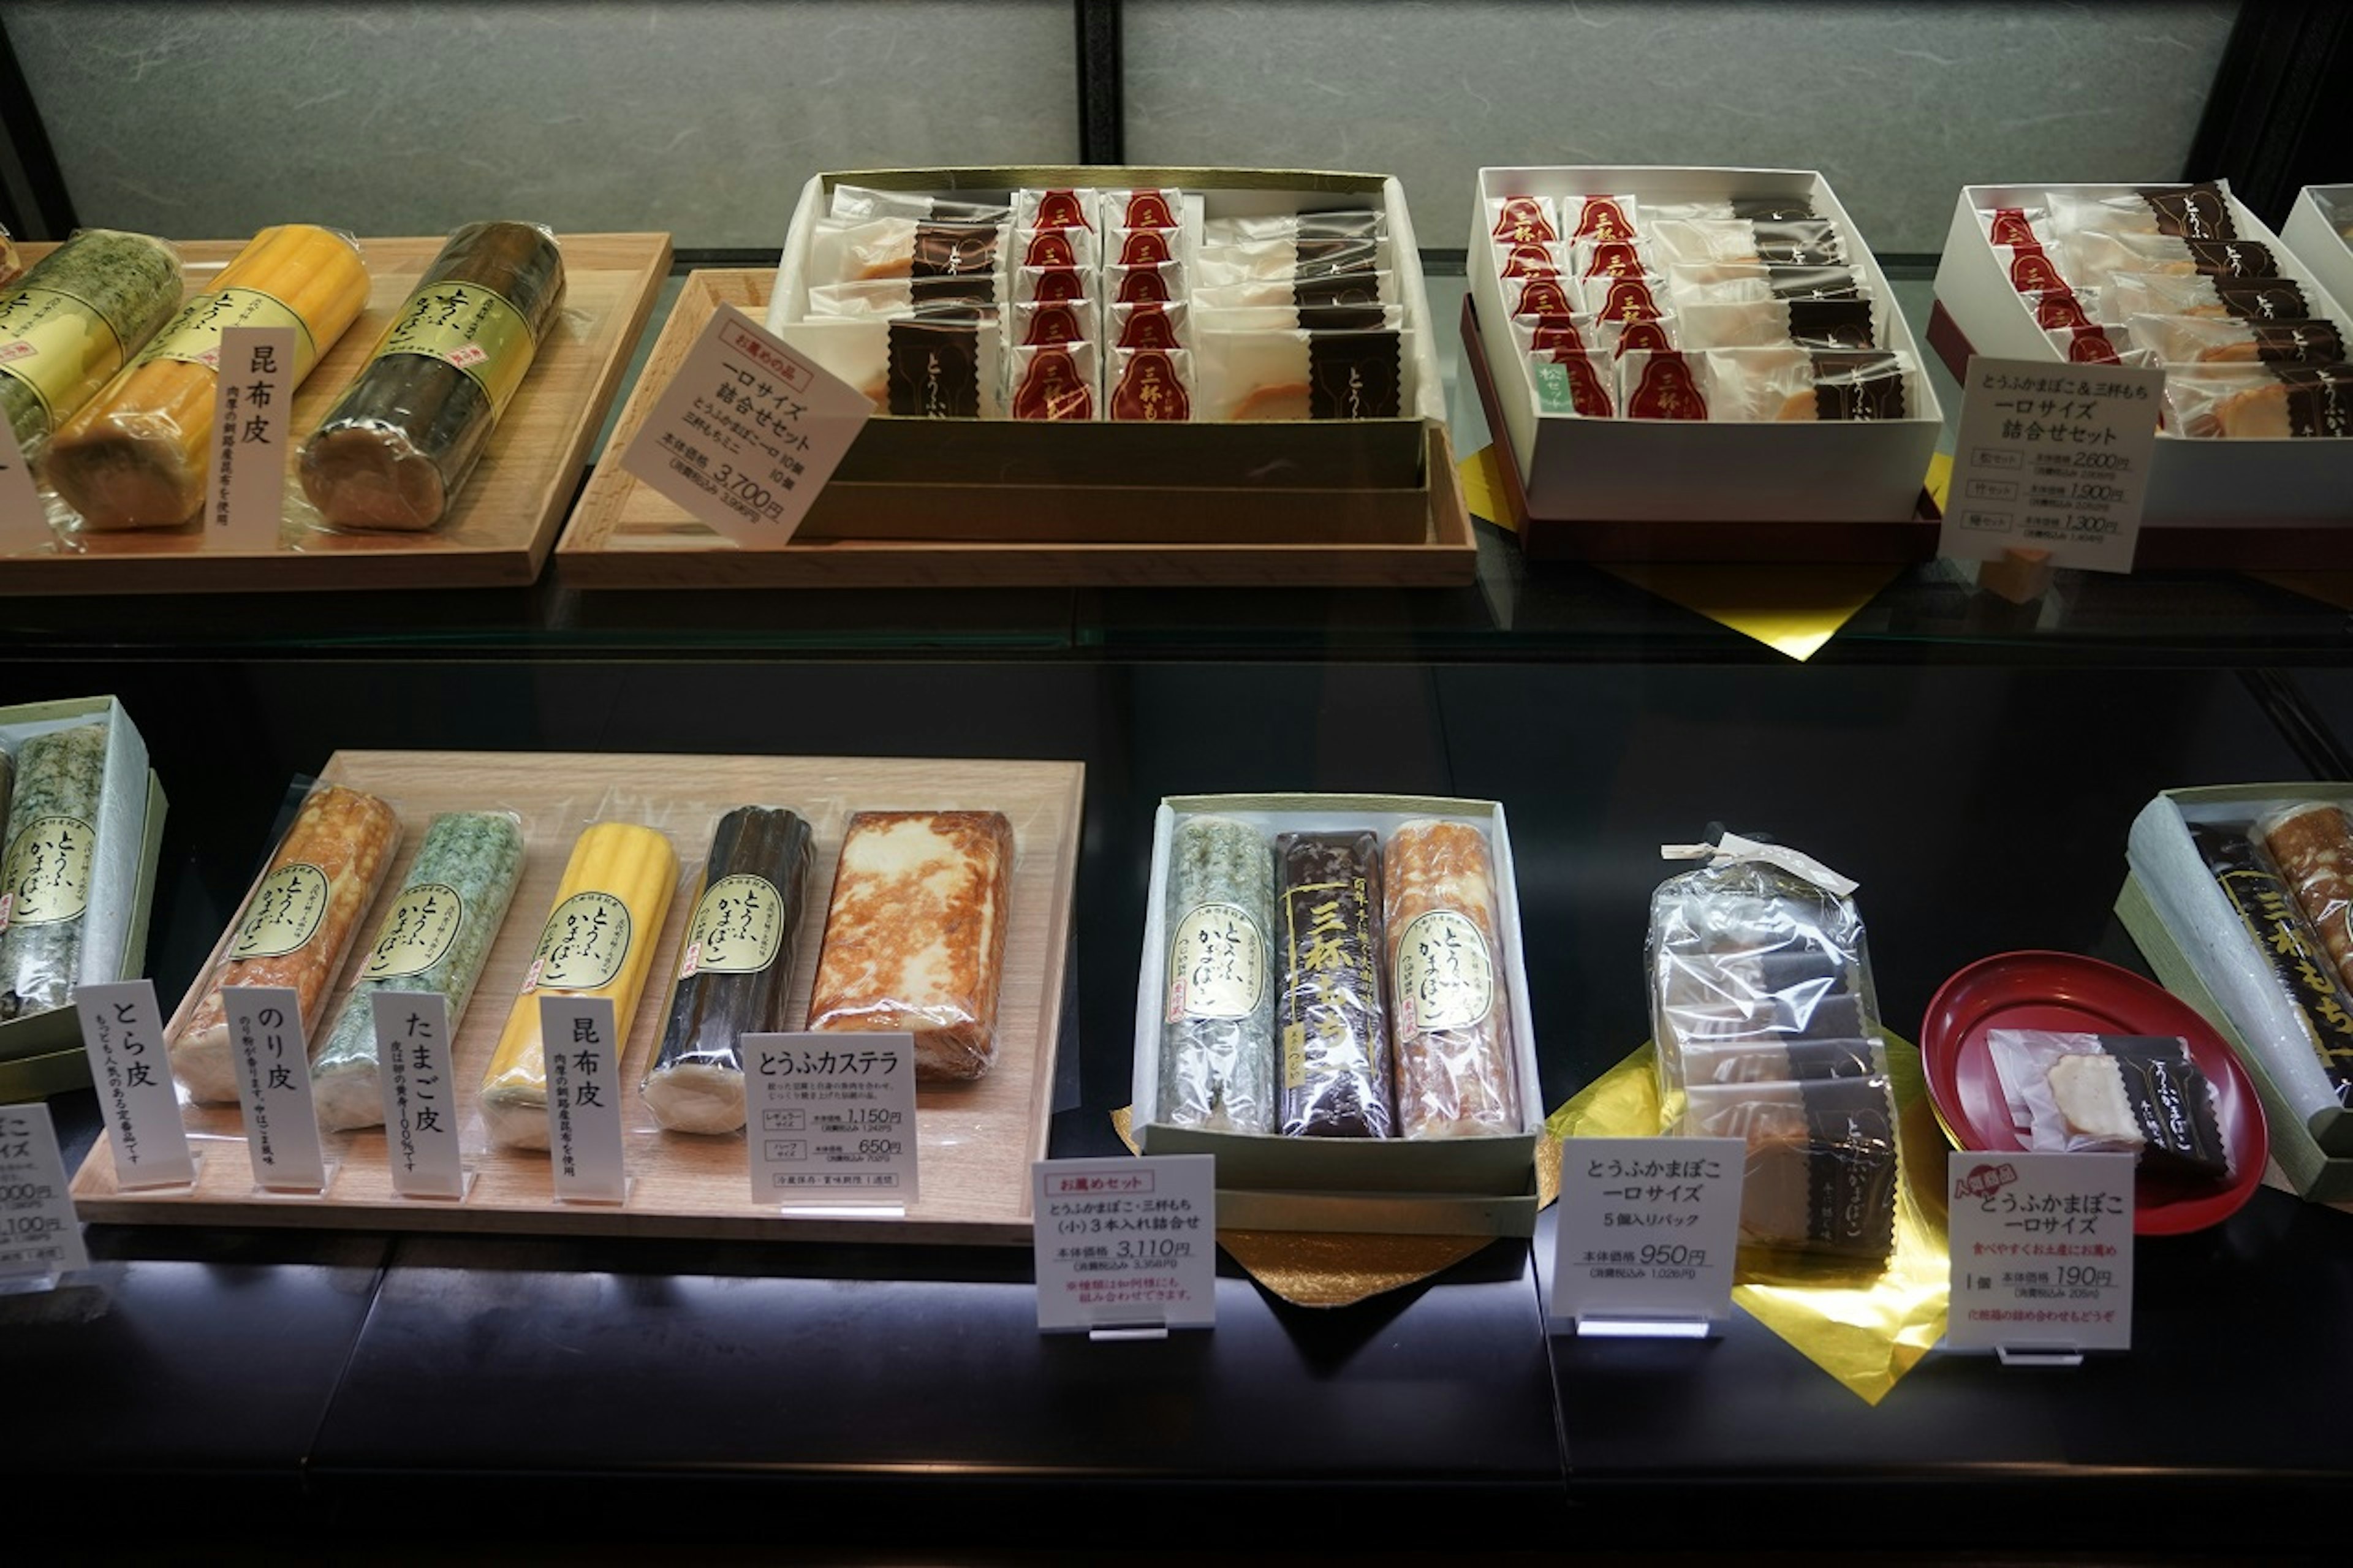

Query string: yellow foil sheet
1547 1036 1952 1406
1457 441 1525 534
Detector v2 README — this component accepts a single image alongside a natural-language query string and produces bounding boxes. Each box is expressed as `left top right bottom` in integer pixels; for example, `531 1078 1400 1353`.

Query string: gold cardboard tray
69 748 1083 1246
5 233 670 593
558 271 1478 587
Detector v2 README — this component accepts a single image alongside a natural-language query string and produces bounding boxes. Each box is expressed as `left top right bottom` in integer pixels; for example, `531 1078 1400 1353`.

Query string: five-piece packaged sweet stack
1968 182 2349 440
1483 186 1922 425
777 180 1416 423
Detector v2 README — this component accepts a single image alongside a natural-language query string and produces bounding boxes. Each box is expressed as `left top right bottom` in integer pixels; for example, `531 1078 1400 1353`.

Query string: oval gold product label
368 279 540 418
0 814 96 928
1165 902 1265 1022
0 286 127 431
1396 910 1495 1036
531 891 632 992
229 862 332 960
680 873 783 979
362 883 467 980
135 286 320 379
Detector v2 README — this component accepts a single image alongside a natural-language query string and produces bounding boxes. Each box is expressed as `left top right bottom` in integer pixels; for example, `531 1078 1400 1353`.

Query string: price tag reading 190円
1551 1135 1743 1333
1947 1149 2135 1357
742 1032 919 1206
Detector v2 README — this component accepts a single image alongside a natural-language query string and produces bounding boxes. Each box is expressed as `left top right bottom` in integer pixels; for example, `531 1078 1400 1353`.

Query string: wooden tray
6 233 670 593
70 748 1084 1246
557 270 1479 588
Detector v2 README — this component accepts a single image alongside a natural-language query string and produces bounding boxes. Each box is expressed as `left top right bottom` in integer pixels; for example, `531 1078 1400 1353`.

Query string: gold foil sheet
1548 1037 1952 1406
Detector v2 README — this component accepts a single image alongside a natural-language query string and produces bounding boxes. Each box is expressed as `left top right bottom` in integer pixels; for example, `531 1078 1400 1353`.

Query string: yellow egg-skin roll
480 822 678 1151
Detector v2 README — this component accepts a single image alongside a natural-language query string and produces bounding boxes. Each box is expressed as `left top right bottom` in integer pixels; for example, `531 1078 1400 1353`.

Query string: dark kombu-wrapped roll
1276 830 1393 1138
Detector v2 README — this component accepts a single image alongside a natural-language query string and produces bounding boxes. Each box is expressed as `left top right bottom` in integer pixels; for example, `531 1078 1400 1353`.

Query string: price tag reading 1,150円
1033 1154 1216 1335
0 1102 90 1278
1551 1135 1743 1334
741 1031 919 1206
1938 354 2165 575
1947 1149 2135 1357
618 303 874 549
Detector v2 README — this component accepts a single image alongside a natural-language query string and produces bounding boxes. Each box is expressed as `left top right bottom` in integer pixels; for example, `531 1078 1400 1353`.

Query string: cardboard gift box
1131 793 1543 1237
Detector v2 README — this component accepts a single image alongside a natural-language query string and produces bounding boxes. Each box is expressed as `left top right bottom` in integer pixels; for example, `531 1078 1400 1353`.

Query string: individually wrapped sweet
1587 275 1673 324
1386 820 1518 1139
1496 241 1568 281
1571 237 1662 287
2188 817 2353 1115
1158 816 1276 1133
829 185 1011 224
2106 270 2313 325
1105 346 1193 421
1194 301 1396 333
1616 349 1712 420
1678 297 1882 350
1007 342 1097 420
2064 229 2283 285
1099 188 1183 231
1110 227 1184 270
1563 195 1642 241
1526 346 1616 417
2047 183 2237 243
1015 187 1096 232
1980 205 2048 247
1197 238 1387 288
1993 244 2076 295
1506 275 1581 320
1205 211 1384 246
1013 298 1099 347
1511 312 1593 358
1195 328 1403 421
2164 362 2352 437
808 215 1007 287
1103 261 1187 306
1108 301 1187 349
1700 346 1917 422
786 314 1005 418
1488 194 1559 246
1986 1029 2230 1181
2024 288 2105 332
1648 196 1817 224
1275 831 1393 1138
1015 264 1097 306
806 276 1007 316
1667 262 1869 308
2130 312 2343 367
1014 224 1097 271
1648 218 1844 269
2047 323 2135 365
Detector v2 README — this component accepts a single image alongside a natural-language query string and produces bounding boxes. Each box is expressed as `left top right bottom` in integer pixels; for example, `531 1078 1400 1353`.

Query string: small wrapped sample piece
1649 838 1898 1262
807 810 1014 1081
47 224 371 529
480 821 679 1150
1275 831 1393 1138
0 229 183 459
642 806 816 1135
309 810 526 1131
300 221 567 531
1386 819 1517 1139
1158 815 1276 1133
170 784 403 1104
1986 1029 2231 1181
0 723 108 1021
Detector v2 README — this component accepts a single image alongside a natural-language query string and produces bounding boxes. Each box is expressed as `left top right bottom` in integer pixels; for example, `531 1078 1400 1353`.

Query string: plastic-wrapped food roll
1196 328 1402 421
2165 363 2352 438
309 811 526 1131
2131 313 2342 367
298 222 567 532
480 821 678 1150
1157 816 1276 1133
1386 820 1518 1139
2262 803 2353 987
2189 820 2353 1119
170 784 403 1104
0 229 183 459
643 806 815 1135
828 186 1010 224
2107 270 2311 325
2048 183 2235 243
1275 831 1393 1139
807 811 1014 1082
0 724 107 1021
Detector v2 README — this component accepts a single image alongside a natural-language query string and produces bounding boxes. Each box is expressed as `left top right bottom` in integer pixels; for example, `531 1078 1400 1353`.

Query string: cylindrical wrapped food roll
643 806 815 1135
480 821 678 1151
1276 830 1393 1138
2190 820 2353 1119
299 221 566 531
2262 803 2353 990
1157 816 1276 1132
170 784 403 1103
309 811 526 1131
0 229 183 459
1385 819 1518 1138
0 724 108 1021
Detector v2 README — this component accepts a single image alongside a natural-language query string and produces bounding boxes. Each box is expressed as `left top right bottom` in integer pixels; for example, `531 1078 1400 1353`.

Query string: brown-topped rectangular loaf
806 809 1014 1081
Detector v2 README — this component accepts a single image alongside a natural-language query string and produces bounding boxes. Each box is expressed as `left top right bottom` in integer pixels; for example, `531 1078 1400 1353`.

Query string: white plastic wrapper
1099 187 1183 231
1195 328 1403 421
1012 297 1099 349
1012 224 1097 271
1570 237 1662 290
1985 1029 2232 1180
1488 194 1560 246
2105 269 2315 325
1615 349 1713 421
1194 271 1396 312
1648 217 1846 269
809 214 1009 287
782 314 1006 419
1583 274 1674 325
1196 237 1388 289
2163 362 2353 438
1104 261 1187 306
828 185 1012 223
2048 183 2238 244
1107 300 1188 350
1503 273 1582 320
805 276 1006 317
1646 196 1817 225
1992 243 2077 297
2129 311 2343 368
2045 322 2137 365
1203 211 1384 246
1108 225 1186 271
1979 205 2048 248
1678 297 1883 350
2064 228 2285 287
1014 264 1099 306
1006 342 1098 421
1510 311 1596 359
1105 346 1194 421
1195 300 1396 335
2021 287 2105 333
1560 194 1642 241
1698 347 1919 423
1666 262 1870 309
1495 240 1569 282
1525 345 1616 418
1015 187 1097 232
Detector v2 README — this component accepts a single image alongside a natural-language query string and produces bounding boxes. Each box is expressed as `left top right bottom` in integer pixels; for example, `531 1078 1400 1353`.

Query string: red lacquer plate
1921 950 2268 1235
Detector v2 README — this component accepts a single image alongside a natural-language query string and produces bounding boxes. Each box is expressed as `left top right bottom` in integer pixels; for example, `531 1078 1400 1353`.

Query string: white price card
1947 1150 2135 1357
1938 354 2166 575
1033 1154 1216 1335
225 983 328 1191
1551 1135 1743 1333
618 303 873 547
741 1031 919 1205
372 991 466 1200
0 409 48 555
539 995 626 1203
0 1103 89 1278
208 324 297 550
74 979 195 1189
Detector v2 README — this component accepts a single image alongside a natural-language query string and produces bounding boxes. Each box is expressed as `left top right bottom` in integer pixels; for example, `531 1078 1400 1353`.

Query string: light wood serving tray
4 233 670 594
70 748 1084 1246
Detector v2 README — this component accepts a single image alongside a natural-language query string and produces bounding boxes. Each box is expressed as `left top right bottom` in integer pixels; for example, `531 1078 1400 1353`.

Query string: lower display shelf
67 748 1084 1245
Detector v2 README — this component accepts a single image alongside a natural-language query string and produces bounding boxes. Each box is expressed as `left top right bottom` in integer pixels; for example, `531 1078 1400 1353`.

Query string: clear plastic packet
0 722 108 1021
1386 819 1518 1139
1106 346 1194 421
1014 298 1099 347
1014 224 1097 271
1701 346 1918 422
1587 275 1673 324
1667 262 1870 309
1648 195 1818 224
2130 312 2343 367
807 810 1015 1081
2164 362 2353 438
2048 182 2237 243
783 313 1004 418
808 215 1007 286
1496 240 1568 281
1985 1029 2231 1180
1159 815 1277 1132
1571 237 1662 288
641 806 816 1137
2107 269 2314 325
829 184 1011 224
1276 831 1395 1138
2025 287 2104 331
1993 243 2075 296
45 224 371 531
1007 342 1097 420
169 781 405 1105
1678 297 1882 350
1100 187 1183 231
1563 195 1642 242
1511 312 1593 358
806 276 1005 316
0 229 183 461
1108 300 1187 349
1527 346 1616 417
1015 187 1096 232
2047 323 2135 365
2065 229 2283 286
311 809 527 1131
1646 835 1897 1262
1197 237 1387 289
1616 349 1712 420
1195 327 1403 421
1649 217 1845 269
1488 194 1559 246
1506 275 1580 320
1204 211 1384 248
1104 261 1186 306
1110 226 1184 270
1192 301 1395 334
1014 265 1095 306
1980 205 2047 247
300 221 566 533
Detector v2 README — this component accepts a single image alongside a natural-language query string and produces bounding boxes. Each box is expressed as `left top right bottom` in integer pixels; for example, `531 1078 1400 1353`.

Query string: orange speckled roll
1384 819 1518 1139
